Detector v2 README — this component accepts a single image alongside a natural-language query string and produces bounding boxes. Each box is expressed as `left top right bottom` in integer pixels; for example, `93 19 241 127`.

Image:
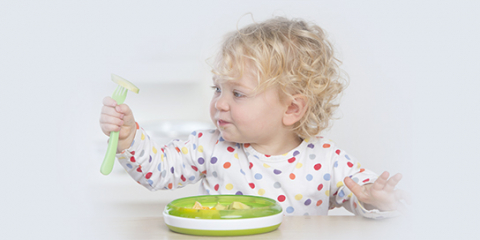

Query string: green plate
163 195 283 236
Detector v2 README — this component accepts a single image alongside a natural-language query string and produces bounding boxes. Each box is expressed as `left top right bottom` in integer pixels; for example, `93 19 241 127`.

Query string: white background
1 1 479 239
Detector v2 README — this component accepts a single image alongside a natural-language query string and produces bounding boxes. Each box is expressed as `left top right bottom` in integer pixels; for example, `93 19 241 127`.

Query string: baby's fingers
103 96 117 107
384 173 402 192
372 171 390 191
344 177 368 200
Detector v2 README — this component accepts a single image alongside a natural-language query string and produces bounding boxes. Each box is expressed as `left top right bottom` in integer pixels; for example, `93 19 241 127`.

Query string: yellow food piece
191 201 250 210
213 202 227 210
229 201 251 210
111 74 140 94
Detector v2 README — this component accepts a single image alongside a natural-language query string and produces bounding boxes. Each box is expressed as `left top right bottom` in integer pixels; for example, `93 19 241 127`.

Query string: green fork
100 74 139 175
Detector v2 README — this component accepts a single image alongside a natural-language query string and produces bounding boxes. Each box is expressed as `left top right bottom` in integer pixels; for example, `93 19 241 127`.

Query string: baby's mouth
218 120 230 126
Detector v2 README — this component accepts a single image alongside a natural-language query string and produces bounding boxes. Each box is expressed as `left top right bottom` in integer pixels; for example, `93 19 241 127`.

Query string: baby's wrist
117 127 137 153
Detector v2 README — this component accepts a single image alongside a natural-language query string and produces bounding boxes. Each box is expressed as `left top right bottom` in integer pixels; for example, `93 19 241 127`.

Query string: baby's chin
217 129 246 144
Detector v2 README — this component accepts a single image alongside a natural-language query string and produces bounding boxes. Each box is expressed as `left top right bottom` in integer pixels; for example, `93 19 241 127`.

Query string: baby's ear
283 94 308 126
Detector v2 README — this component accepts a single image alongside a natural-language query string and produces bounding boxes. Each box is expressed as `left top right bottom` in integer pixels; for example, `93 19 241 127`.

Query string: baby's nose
215 95 229 111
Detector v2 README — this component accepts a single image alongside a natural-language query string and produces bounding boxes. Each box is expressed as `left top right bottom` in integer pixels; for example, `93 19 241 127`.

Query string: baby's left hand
344 171 410 212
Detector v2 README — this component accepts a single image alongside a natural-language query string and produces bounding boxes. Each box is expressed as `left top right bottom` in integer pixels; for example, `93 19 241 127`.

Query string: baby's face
209 71 288 145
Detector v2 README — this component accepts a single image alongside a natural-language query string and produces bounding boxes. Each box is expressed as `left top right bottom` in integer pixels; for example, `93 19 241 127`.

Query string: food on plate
191 201 252 210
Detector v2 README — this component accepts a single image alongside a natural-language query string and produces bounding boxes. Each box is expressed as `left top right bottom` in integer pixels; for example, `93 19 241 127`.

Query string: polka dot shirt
116 125 398 218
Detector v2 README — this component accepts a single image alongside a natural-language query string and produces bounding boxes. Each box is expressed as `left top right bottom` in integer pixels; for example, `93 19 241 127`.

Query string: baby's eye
211 86 221 93
233 91 244 98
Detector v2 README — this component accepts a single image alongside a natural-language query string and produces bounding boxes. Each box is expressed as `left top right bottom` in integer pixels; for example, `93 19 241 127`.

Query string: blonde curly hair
211 16 346 139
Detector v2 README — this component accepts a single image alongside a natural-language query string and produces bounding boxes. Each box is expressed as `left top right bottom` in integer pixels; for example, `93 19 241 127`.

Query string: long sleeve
115 125 218 191
327 145 400 219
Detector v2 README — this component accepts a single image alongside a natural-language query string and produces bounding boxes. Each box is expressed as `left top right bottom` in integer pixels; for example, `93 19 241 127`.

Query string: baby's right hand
99 96 137 153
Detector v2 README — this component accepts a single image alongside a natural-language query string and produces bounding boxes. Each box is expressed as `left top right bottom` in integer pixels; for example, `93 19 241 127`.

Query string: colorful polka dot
307 143 314 149
304 199 312 206
347 162 354 168
263 163 271 168
324 173 331 181
254 173 263 180
273 182 281 188
338 190 345 198
249 183 255 189
152 147 157 154
141 133 145 140
188 176 195 181
314 163 322 171
235 191 243 195
288 157 296 163
278 195 286 202
286 206 294 213
295 194 303 200
334 161 338 168
345 155 350 160
240 169 245 175
325 190 330 196
126 163 132 169
316 200 323 206
226 183 233 190
198 145 204 153
293 151 300 156
336 181 344 188
323 144 330 148
317 183 323 191
181 147 188 154
273 169 282 175
212 171 218 177
214 184 219 191
197 158 205 165
309 154 316 159
227 146 235 152
258 189 265 195
170 167 174 173
289 173 296 180
145 172 152 179
295 163 303 169
335 149 341 155
210 157 218 164
234 153 239 159
306 174 313 181
223 162 231 169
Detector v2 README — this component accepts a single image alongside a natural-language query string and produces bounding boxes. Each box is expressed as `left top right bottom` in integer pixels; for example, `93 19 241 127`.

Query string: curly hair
211 16 346 139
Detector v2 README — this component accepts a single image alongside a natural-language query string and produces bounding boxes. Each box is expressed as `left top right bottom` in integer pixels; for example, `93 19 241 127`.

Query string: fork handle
100 131 120 175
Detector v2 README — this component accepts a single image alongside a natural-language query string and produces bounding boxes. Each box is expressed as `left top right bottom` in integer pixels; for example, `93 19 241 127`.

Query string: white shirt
117 126 398 218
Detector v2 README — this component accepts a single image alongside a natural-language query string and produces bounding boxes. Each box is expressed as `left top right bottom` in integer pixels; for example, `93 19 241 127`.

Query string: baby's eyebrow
212 78 253 90
230 81 253 90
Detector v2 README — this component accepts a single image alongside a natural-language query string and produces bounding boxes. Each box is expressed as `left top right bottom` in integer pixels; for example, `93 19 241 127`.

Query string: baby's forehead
212 75 256 89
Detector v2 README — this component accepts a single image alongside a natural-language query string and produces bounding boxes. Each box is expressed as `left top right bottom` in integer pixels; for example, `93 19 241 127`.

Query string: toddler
100 17 408 218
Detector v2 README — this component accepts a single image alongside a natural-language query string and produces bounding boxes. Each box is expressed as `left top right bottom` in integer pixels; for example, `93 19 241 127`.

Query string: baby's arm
115 126 215 191
99 96 137 152
327 146 406 218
